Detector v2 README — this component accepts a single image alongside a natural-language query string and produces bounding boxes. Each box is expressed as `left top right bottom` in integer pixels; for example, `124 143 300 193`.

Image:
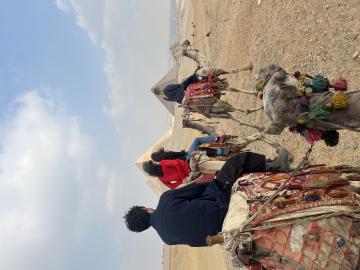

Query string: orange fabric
254 218 360 270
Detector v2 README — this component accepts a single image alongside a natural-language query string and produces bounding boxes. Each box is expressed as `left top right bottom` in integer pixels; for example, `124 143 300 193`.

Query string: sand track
165 0 360 269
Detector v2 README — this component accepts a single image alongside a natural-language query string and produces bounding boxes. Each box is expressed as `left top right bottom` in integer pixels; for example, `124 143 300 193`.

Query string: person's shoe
217 131 225 144
271 148 290 171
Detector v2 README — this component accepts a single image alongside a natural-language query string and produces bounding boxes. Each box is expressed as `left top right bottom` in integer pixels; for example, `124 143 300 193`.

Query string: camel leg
230 132 293 162
211 113 231 119
197 68 230 78
182 44 252 74
223 62 253 74
232 108 250 115
234 132 277 148
188 118 220 125
227 114 265 132
263 123 286 135
206 112 263 132
230 133 264 149
182 119 216 135
226 87 258 96
233 106 264 115
259 137 282 152
246 106 264 114
241 132 294 161
224 135 238 141
209 65 253 76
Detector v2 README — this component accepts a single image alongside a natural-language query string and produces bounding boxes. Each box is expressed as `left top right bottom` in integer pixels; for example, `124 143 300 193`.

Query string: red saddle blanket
184 78 216 99
234 166 358 226
229 166 360 270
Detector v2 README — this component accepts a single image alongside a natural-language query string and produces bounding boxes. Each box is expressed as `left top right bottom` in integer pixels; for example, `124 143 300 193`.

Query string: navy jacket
150 182 227 247
163 74 199 104
150 152 266 247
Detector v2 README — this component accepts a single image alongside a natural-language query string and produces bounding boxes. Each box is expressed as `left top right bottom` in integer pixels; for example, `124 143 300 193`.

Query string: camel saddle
220 166 360 269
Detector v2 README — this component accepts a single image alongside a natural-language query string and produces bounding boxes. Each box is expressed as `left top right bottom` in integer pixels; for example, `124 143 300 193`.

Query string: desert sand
164 0 360 269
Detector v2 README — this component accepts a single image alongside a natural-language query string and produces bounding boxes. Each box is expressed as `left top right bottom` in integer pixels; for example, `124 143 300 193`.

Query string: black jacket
150 152 266 247
150 182 227 247
163 74 199 104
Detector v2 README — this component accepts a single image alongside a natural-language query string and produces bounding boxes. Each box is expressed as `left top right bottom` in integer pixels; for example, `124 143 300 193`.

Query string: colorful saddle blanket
224 166 360 269
184 77 216 100
234 166 358 226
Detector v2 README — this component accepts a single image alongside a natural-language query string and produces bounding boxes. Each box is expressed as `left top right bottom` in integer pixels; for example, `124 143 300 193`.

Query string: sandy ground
165 0 360 269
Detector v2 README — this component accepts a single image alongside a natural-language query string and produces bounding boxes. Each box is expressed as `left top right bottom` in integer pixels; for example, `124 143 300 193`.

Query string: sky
0 0 173 269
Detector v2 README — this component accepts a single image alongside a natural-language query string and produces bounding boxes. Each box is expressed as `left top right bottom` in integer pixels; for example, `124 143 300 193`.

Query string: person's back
150 182 227 247
162 74 199 104
125 151 291 247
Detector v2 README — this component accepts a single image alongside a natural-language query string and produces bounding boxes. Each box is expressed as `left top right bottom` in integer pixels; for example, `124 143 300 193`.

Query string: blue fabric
186 135 217 160
150 152 266 247
150 182 227 247
265 161 273 171
163 74 199 104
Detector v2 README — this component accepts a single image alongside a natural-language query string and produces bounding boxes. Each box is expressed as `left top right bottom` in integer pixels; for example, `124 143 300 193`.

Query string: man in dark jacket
154 73 199 104
124 150 289 247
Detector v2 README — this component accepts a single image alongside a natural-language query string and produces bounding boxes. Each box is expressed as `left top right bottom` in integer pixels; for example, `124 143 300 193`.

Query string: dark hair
153 87 162 96
142 160 163 177
124 206 151 232
151 147 187 162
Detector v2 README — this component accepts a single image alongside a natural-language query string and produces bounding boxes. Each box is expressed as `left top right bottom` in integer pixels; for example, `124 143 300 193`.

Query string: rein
239 144 314 231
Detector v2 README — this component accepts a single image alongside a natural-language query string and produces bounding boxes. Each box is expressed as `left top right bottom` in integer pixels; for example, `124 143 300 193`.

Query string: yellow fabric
331 92 348 109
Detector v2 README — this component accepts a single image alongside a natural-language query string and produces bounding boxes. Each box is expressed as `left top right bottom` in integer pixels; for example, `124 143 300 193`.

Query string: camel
240 64 360 146
182 109 265 134
177 42 263 121
181 113 288 169
259 65 360 132
188 132 283 175
181 46 360 146
206 164 360 269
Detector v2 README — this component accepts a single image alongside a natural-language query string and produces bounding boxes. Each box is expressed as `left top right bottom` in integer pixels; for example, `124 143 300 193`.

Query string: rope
239 145 314 230
244 210 360 232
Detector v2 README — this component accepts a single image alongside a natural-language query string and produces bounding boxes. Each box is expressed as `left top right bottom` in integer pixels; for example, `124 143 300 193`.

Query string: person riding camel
124 149 290 247
153 69 200 104
150 132 226 162
142 133 226 189
142 159 190 189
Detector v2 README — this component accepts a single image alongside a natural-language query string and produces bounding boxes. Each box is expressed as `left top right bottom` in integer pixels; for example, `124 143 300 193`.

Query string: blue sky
0 0 172 269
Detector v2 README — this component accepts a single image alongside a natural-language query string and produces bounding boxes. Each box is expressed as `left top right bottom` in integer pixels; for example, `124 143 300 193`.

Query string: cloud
0 91 120 270
55 0 172 145
55 0 71 13
55 1 173 269
55 0 105 44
